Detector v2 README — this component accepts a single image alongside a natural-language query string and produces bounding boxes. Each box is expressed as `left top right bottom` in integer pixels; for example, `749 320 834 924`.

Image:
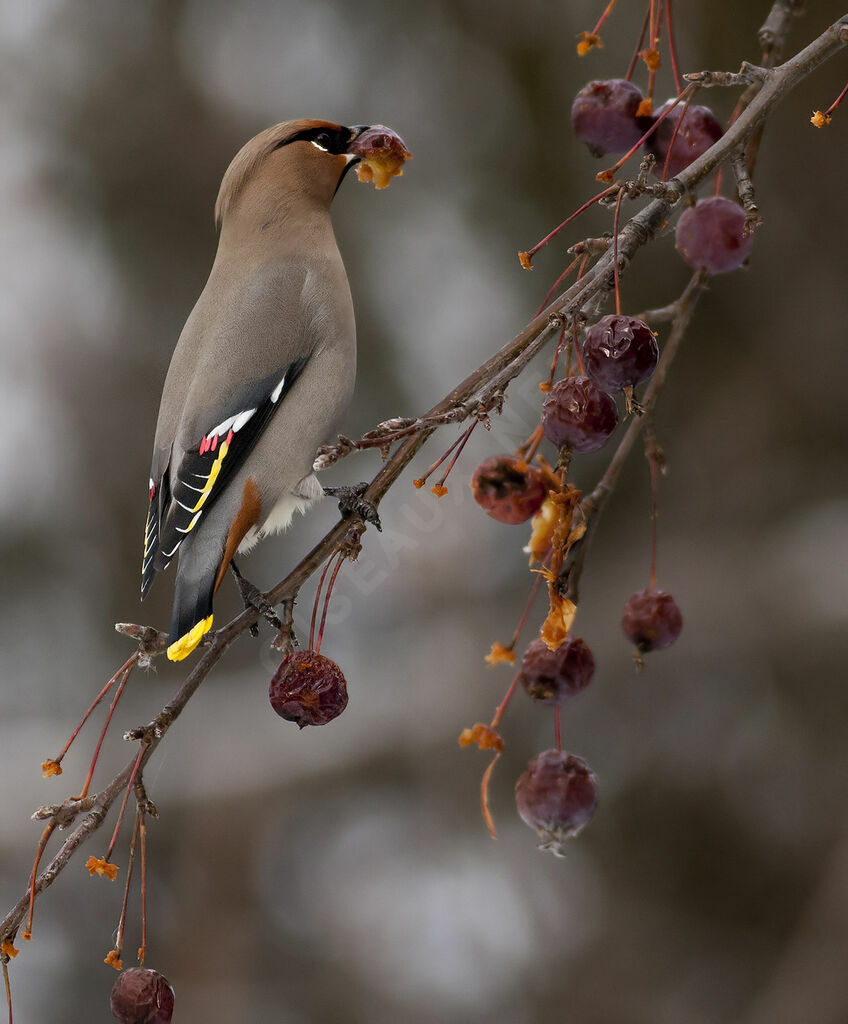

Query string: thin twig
565 270 709 603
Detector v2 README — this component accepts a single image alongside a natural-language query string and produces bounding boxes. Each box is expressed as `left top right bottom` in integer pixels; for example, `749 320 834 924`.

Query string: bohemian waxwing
141 119 376 661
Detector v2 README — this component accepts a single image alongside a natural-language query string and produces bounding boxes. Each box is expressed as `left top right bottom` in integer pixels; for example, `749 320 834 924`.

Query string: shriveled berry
621 588 683 652
583 315 658 392
519 636 594 705
542 376 618 453
269 650 348 727
675 196 753 275
110 968 174 1024
515 749 598 854
646 101 723 178
571 79 646 157
471 455 548 524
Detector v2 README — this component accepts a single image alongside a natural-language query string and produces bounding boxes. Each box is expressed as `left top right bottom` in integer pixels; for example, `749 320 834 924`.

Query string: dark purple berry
515 749 598 854
519 636 594 705
110 968 174 1024
571 79 647 157
269 650 348 727
542 376 619 453
471 455 548 524
675 196 753 275
622 588 683 652
646 101 723 178
583 315 658 392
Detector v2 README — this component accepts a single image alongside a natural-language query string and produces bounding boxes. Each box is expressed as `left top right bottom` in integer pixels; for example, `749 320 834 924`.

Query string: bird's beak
346 125 371 147
343 125 370 165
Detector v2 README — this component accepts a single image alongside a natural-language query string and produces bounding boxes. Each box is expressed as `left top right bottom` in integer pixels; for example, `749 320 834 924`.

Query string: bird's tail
167 534 223 661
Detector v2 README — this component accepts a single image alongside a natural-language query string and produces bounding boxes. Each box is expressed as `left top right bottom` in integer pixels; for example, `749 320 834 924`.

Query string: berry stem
480 752 502 839
138 812 148 966
431 420 478 495
521 186 618 266
644 0 661 108
517 424 545 463
75 664 133 801
315 551 346 655
23 822 56 941
413 423 472 490
625 4 651 82
544 323 569 389
661 88 696 181
589 0 621 37
612 188 624 315
823 77 848 117
555 706 563 751
534 256 581 316
309 553 337 651
490 670 521 731
649 445 659 590
48 654 138 771
505 567 546 654
104 744 146 864
572 318 587 376
596 84 695 182
112 812 140 966
664 0 683 95
2 954 11 1024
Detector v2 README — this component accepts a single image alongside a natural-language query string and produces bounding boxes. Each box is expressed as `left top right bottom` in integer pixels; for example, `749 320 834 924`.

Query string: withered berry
519 636 594 705
542 376 618 453
515 749 598 854
471 455 548 524
269 650 348 727
675 196 753 275
571 79 646 157
583 315 658 393
646 101 723 178
621 588 683 652
110 968 174 1024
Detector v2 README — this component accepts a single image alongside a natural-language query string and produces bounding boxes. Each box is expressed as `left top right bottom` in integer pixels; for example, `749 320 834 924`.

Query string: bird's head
214 119 377 230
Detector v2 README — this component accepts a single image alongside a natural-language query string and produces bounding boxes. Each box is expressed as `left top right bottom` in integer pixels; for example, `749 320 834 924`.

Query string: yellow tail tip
167 614 214 661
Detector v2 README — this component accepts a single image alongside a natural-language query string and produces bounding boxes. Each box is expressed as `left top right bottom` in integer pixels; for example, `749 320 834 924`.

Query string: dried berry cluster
453 2 772 854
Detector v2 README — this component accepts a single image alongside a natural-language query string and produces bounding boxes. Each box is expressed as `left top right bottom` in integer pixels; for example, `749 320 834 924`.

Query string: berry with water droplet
110 968 174 1024
583 315 658 392
471 455 548 524
542 376 619 453
519 636 594 705
571 79 647 157
269 650 348 727
515 749 598 854
622 589 683 652
675 196 753 275
647 101 723 178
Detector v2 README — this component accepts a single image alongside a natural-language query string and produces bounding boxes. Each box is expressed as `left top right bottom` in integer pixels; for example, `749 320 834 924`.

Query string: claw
230 561 283 633
323 482 382 532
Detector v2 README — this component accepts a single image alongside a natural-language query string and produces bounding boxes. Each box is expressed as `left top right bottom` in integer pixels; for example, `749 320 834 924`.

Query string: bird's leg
229 560 283 637
323 482 382 532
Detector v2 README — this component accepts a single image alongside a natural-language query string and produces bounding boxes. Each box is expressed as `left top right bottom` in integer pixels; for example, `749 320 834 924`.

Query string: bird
141 119 378 662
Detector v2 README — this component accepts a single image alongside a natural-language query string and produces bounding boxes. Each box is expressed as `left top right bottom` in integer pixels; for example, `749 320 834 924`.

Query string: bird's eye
311 132 331 153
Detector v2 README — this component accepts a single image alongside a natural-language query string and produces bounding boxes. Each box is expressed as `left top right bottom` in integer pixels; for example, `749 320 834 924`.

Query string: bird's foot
323 482 382 532
230 560 282 637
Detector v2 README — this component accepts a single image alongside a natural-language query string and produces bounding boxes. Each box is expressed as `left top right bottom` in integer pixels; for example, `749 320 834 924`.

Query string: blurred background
1 0 847 1021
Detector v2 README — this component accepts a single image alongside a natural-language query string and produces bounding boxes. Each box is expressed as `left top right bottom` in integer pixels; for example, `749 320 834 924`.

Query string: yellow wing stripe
167 614 214 661
191 439 230 514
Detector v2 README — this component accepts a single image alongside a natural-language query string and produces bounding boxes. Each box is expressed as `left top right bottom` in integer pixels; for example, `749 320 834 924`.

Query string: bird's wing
141 356 308 598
